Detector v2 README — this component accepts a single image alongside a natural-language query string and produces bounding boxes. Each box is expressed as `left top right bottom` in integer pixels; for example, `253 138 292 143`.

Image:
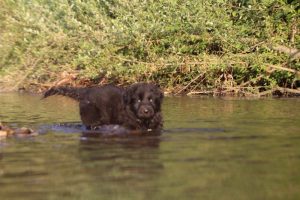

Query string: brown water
0 93 300 200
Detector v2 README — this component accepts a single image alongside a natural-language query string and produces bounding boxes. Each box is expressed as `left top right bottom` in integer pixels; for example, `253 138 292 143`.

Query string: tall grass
0 0 299 95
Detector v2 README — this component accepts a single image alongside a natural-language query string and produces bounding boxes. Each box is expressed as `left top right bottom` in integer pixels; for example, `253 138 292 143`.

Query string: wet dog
43 83 163 132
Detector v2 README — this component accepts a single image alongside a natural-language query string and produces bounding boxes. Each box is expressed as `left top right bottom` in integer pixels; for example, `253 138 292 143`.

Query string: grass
0 0 299 96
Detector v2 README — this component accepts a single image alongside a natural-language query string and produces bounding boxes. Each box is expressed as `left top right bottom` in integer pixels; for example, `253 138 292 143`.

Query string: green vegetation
0 0 299 96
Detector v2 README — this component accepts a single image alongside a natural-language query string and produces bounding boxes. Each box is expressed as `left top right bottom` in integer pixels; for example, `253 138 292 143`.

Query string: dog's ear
123 89 129 104
160 90 164 100
123 85 133 104
155 84 164 100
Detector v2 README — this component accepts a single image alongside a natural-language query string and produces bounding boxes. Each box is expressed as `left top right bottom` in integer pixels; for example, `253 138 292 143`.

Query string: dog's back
79 86 125 128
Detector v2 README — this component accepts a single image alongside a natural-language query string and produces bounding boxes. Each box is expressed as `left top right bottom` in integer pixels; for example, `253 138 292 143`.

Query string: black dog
43 83 163 131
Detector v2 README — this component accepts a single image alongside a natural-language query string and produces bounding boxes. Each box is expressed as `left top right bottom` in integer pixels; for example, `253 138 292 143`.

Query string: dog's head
124 83 163 120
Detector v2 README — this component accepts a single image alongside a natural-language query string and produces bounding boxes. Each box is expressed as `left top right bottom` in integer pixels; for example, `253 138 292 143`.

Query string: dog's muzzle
137 105 154 119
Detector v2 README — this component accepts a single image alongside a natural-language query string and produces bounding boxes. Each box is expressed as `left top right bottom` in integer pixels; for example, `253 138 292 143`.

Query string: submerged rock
13 127 39 137
0 130 8 138
0 122 38 138
0 123 14 137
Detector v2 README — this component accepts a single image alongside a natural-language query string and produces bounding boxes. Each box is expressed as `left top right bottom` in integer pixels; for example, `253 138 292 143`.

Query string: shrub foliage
0 0 299 95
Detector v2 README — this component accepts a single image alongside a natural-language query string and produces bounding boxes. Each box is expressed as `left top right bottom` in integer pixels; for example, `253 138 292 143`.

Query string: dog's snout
137 105 154 119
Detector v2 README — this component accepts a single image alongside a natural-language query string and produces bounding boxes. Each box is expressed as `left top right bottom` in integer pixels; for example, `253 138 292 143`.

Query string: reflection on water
0 93 300 200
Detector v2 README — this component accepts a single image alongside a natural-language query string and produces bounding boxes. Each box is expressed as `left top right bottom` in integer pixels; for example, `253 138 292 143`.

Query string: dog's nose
144 109 149 114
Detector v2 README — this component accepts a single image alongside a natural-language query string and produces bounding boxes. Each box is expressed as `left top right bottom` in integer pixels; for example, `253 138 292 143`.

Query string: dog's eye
137 99 141 103
149 98 153 102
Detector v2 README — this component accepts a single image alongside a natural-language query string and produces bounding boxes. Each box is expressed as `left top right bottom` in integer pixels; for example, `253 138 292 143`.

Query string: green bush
0 0 299 95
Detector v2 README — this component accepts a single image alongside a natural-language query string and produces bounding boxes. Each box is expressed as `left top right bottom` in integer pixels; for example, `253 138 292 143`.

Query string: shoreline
0 78 299 98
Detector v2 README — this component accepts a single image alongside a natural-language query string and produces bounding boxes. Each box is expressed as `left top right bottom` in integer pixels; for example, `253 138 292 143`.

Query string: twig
187 91 214 96
258 89 274 97
190 76 207 92
269 44 300 60
239 75 264 87
241 41 265 54
175 73 203 95
276 87 300 95
223 86 266 89
258 87 300 97
267 64 300 76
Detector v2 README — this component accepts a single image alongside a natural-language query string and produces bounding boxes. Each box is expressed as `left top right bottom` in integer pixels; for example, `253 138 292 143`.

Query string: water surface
0 93 300 200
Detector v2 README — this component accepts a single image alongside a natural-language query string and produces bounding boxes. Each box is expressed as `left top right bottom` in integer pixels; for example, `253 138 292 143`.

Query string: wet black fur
43 83 163 131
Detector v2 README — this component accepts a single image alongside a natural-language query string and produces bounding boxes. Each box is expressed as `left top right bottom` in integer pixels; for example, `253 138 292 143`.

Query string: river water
0 93 300 200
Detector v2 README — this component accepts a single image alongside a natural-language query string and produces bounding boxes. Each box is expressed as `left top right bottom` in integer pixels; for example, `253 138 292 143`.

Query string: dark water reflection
0 93 300 200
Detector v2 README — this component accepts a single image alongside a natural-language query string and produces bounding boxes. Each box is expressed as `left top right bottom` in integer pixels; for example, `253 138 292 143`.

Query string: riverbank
1 55 299 97
0 1 299 96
